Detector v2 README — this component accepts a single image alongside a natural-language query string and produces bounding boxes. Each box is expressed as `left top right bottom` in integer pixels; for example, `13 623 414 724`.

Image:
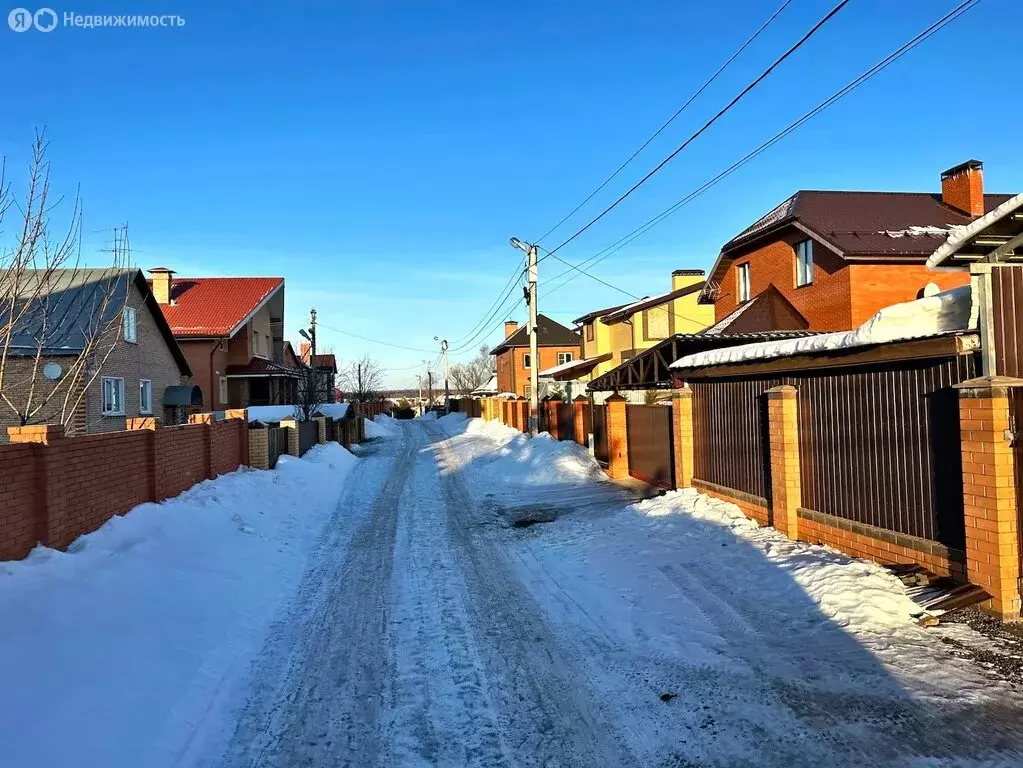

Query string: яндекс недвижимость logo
8 7 57 31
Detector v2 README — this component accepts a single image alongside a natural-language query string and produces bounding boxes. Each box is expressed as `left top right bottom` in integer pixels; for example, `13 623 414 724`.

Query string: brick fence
0 412 248 560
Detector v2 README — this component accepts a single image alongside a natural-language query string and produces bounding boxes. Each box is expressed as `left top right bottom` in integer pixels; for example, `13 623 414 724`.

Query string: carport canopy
163 384 203 407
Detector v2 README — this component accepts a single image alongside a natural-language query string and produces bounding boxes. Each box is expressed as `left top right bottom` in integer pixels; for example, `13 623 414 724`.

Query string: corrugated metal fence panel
796 355 977 548
626 404 675 489
557 403 576 443
691 378 780 499
592 404 608 465
298 420 319 456
992 266 1023 377
1011 389 1023 581
267 426 286 469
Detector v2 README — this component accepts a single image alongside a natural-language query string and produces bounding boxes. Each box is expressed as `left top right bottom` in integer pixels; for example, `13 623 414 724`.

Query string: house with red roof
298 343 338 404
148 268 302 410
701 160 1015 332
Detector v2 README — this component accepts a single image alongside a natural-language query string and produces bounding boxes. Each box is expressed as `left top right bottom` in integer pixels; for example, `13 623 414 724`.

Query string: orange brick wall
691 480 770 526
799 513 962 579
496 345 581 396
714 236 972 332
0 418 249 560
848 265 970 327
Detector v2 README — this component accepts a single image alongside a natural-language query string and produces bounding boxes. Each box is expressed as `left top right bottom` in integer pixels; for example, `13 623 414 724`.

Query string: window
101 377 125 415
523 353 531 369
737 262 751 303
123 307 137 343
139 379 153 415
585 323 594 342
795 239 814 287
523 384 531 398
219 376 229 406
557 351 573 365
644 307 670 340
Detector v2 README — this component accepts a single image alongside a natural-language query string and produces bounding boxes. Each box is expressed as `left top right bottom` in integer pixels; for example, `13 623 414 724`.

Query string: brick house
491 314 580 398
702 160 1015 332
0 268 192 437
298 344 338 404
147 268 302 410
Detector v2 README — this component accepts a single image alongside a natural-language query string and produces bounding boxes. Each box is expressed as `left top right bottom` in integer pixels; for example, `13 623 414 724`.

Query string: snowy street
4 415 1023 766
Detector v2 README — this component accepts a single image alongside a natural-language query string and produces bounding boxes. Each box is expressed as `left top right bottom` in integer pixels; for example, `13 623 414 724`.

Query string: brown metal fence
691 378 780 500
266 426 287 469
795 357 975 548
592 403 608 466
297 420 319 456
626 404 675 489
557 402 576 444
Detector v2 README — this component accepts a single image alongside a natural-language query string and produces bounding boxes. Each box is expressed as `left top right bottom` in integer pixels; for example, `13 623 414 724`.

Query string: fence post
314 416 327 444
249 428 270 470
357 417 365 443
605 394 630 480
279 418 301 456
225 409 249 468
956 379 1021 619
764 385 801 540
518 397 529 433
7 425 65 549
188 412 216 479
671 386 695 489
126 417 161 501
573 395 587 447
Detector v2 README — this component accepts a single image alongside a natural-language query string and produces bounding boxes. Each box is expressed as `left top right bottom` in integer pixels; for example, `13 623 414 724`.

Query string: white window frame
139 379 153 415
101 376 125 416
123 306 138 343
557 351 574 366
219 376 229 406
524 384 531 398
795 239 814 287
737 262 751 303
522 352 531 369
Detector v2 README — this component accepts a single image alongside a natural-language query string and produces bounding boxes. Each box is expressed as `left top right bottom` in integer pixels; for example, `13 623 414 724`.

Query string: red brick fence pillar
765 385 801 540
605 394 629 480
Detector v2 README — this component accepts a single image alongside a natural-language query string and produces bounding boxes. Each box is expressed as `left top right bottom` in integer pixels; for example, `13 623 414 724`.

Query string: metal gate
626 404 675 489
592 404 608 466
266 426 286 469
1012 389 1023 599
557 402 576 443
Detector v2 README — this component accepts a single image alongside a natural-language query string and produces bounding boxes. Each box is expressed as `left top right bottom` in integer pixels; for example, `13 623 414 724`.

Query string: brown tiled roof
490 313 580 355
225 357 303 377
704 285 809 335
723 191 1014 258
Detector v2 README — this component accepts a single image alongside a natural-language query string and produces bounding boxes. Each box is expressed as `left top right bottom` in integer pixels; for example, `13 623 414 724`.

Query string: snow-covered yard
1 415 1022 767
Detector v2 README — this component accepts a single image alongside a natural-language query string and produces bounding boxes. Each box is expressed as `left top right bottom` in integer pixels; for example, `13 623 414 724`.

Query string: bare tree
448 345 493 396
341 355 385 404
294 343 339 419
0 132 129 433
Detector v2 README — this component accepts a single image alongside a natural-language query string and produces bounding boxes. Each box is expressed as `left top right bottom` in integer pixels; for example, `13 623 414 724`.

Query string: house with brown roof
147 268 302 411
298 343 338 404
0 268 192 437
701 160 1014 332
490 314 580 398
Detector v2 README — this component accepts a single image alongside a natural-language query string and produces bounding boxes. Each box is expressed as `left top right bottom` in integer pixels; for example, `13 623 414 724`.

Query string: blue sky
3 0 1020 386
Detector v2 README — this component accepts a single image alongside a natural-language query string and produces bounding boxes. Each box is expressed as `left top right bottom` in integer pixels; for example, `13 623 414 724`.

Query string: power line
541 0 981 297
446 269 527 354
538 0 851 263
534 0 795 245
316 322 436 353
448 254 526 346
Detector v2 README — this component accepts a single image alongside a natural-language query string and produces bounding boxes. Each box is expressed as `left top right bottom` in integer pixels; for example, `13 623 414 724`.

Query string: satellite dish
922 282 941 298
43 362 63 381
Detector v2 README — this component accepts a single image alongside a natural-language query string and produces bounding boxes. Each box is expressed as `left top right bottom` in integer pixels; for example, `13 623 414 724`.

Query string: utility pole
435 337 449 414
417 373 423 416
427 364 434 412
309 307 317 400
510 237 539 435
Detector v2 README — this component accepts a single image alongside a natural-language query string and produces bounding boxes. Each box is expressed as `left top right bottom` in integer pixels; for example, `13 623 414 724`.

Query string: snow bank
0 442 358 768
436 412 468 434
452 420 606 487
417 410 438 420
365 417 396 438
247 404 302 423
673 285 976 370
314 403 350 419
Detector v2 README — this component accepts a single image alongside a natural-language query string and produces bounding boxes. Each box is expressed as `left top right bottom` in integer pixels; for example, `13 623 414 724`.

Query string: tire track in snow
216 428 415 768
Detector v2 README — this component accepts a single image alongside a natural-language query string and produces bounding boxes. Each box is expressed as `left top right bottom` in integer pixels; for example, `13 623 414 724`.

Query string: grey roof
0 268 191 374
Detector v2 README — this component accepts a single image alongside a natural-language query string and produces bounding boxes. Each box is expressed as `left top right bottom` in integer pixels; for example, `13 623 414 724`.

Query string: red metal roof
225 357 302 377
152 277 283 337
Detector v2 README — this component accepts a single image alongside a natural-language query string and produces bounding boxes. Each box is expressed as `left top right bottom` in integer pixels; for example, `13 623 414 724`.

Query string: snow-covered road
5 416 1023 767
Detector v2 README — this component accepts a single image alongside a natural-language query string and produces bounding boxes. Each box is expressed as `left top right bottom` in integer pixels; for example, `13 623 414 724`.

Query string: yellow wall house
541 269 713 401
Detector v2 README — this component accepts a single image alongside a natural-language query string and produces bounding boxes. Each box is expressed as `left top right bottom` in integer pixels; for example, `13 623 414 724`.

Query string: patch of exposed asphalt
939 608 1023 686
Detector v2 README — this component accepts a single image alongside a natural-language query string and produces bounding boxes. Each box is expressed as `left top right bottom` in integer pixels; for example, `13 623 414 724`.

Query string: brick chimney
148 267 175 305
504 320 519 338
941 160 985 217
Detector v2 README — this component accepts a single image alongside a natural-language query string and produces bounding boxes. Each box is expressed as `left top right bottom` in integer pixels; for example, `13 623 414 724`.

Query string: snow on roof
247 405 302 423
538 355 604 378
671 285 975 371
471 374 498 395
926 192 1023 268
314 403 350 419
